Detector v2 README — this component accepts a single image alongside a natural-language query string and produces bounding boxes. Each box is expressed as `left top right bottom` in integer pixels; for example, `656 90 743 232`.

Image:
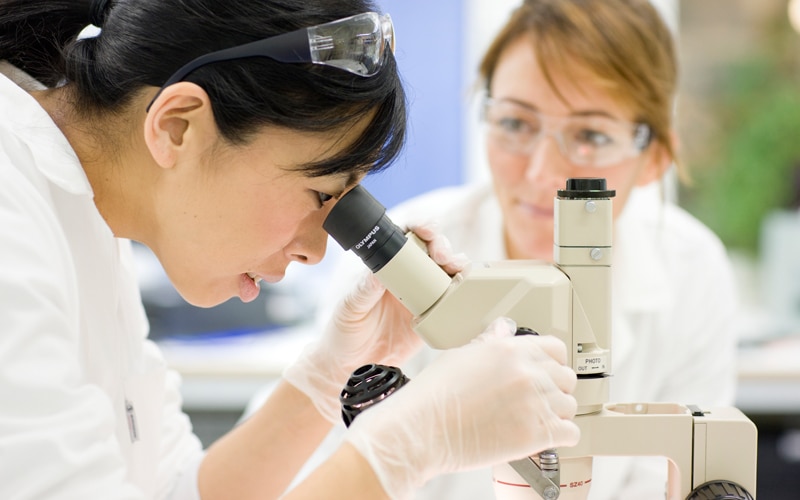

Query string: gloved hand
407 221 468 276
283 222 468 424
343 317 580 500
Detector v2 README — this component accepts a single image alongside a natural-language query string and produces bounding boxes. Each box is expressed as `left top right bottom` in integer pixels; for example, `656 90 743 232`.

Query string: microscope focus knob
686 480 754 500
340 363 409 427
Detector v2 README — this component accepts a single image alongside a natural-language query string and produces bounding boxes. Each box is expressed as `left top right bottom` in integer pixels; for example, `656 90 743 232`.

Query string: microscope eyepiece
557 178 616 199
323 185 407 273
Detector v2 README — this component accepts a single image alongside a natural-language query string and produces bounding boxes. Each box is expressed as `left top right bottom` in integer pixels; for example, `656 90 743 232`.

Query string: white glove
283 222 468 424
343 317 580 499
407 221 468 276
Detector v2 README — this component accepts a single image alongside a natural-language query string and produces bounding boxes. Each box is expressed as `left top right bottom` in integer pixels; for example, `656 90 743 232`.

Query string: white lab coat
312 181 739 499
0 65 204 499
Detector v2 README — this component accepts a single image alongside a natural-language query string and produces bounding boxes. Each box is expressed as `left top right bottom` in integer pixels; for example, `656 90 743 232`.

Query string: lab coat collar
0 64 92 196
609 183 673 369
612 183 673 313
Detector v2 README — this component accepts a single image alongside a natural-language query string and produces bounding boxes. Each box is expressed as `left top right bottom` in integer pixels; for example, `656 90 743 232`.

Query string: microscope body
371 183 757 499
325 179 757 499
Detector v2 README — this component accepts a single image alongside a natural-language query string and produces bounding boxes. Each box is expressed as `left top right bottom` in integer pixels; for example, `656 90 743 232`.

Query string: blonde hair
480 0 682 178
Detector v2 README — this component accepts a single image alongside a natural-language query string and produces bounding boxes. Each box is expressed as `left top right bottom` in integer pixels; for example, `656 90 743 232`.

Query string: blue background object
364 0 465 209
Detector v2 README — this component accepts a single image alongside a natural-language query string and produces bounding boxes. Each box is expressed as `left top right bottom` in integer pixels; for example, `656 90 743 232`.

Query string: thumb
340 271 386 316
548 419 581 449
408 222 469 275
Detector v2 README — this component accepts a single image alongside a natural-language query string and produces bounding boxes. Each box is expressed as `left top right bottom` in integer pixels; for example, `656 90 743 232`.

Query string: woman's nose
523 134 570 183
286 214 329 265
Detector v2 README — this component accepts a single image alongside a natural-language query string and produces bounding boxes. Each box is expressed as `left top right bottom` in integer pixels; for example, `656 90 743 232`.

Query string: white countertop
159 327 800 415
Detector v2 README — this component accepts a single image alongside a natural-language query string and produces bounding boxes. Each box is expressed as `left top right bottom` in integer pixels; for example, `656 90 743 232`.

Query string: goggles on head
147 12 395 111
482 98 652 168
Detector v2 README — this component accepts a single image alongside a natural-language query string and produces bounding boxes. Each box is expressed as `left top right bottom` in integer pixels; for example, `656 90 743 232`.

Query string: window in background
676 3 800 498
363 0 465 209
676 0 800 335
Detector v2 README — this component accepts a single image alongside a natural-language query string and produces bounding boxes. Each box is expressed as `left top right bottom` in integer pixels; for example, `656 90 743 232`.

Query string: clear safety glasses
482 98 652 168
147 12 395 110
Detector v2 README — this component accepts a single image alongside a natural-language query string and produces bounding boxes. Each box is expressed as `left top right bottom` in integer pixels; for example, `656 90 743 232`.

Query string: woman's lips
516 200 554 218
239 273 260 303
246 271 283 285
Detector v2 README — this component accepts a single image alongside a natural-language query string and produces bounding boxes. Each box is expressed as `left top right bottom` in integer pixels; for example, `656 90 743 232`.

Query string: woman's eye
574 129 613 147
316 192 334 206
498 117 528 134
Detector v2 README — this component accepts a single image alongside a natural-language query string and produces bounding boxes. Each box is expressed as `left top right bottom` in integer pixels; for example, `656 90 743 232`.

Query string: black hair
0 0 406 177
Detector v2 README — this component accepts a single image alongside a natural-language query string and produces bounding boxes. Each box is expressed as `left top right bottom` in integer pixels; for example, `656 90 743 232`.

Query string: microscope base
493 403 757 499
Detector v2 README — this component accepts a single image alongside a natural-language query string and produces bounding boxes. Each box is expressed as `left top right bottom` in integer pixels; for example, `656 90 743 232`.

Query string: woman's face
486 35 666 260
151 125 363 307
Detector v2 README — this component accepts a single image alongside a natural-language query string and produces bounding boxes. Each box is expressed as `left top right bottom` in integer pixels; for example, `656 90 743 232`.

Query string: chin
508 230 552 261
511 216 550 239
176 286 231 309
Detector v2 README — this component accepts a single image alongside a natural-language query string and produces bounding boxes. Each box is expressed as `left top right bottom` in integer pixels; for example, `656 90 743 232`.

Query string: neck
31 86 158 244
504 233 552 261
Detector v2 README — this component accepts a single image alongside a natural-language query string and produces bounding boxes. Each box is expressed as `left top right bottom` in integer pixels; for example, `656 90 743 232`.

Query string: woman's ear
635 129 678 187
143 82 215 169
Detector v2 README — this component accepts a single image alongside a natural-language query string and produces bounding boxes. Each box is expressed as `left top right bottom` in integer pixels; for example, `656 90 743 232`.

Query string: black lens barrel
323 185 407 273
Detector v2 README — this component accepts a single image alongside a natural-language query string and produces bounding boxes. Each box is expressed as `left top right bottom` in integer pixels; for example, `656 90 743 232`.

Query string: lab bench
160 328 800 445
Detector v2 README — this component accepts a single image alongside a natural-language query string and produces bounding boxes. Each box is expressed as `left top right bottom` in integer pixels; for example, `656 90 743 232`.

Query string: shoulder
388 182 496 232
663 204 726 252
613 185 738 317
619 188 730 268
0 146 63 249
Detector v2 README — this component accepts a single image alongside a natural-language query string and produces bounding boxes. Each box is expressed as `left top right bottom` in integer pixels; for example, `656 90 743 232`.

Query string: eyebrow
336 173 363 199
503 98 618 120
323 173 359 200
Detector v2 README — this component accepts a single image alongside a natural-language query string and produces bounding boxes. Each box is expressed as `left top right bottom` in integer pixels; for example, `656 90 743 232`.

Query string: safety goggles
482 98 652 168
147 12 395 111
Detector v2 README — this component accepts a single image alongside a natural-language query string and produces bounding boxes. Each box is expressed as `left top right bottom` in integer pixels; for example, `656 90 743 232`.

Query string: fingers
551 363 578 394
408 222 469 275
547 388 579 420
406 220 438 241
521 337 577 394
470 317 517 344
548 418 581 448
472 322 576 394
522 334 569 366
339 271 385 315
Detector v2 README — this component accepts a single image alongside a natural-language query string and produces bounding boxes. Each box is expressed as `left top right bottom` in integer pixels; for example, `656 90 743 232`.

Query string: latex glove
344 317 580 499
283 222 468 424
406 221 469 276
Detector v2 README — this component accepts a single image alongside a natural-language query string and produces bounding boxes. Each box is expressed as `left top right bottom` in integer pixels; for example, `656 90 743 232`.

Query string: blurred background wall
675 5 800 495
677 0 800 334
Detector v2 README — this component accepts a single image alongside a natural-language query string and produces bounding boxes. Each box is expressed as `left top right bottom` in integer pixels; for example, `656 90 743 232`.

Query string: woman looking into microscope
0 0 580 498
314 0 739 498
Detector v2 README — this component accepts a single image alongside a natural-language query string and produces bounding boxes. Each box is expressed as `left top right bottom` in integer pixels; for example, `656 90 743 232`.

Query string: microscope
324 178 758 500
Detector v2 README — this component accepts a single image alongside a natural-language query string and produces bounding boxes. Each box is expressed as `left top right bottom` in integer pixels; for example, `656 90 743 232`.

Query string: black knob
686 480 754 500
557 177 616 199
340 364 409 427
